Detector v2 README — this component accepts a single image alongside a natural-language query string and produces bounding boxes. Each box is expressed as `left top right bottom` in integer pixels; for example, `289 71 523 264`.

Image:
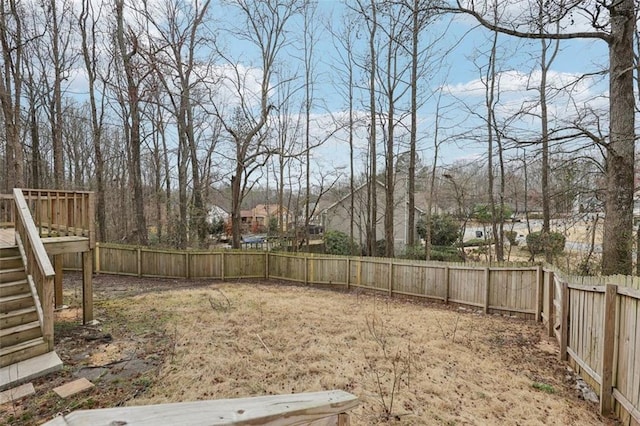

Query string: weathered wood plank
0 382 35 404
43 390 358 426
53 378 95 398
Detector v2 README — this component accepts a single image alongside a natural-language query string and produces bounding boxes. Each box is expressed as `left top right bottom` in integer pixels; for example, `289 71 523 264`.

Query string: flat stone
53 378 94 398
0 383 35 404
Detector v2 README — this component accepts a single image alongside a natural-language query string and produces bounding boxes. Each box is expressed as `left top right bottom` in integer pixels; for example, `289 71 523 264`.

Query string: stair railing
13 188 55 351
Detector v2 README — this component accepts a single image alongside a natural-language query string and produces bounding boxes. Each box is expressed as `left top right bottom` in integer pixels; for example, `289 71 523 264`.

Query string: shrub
430 245 464 262
505 230 517 245
417 214 460 246
324 231 358 256
402 244 426 260
526 231 566 256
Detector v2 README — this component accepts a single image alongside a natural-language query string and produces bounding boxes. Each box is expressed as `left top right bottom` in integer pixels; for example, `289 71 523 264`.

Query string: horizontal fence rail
60 243 640 424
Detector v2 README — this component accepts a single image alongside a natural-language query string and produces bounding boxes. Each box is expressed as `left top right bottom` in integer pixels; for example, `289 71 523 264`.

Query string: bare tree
328 14 361 254
143 0 213 248
212 0 304 249
79 0 107 241
0 0 26 189
446 0 636 275
115 0 148 245
350 0 379 256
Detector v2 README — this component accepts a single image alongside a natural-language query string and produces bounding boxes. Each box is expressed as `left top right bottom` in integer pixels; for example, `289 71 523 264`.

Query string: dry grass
102 282 608 425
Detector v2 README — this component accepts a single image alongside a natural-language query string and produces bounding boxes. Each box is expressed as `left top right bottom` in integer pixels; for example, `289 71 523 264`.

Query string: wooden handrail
13 188 56 350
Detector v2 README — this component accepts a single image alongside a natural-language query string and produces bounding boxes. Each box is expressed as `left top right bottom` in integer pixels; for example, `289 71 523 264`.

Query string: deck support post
82 250 93 324
54 255 63 308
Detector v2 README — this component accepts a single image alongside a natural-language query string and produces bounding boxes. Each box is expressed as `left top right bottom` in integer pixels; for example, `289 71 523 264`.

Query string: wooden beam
600 284 617 416
42 236 90 256
82 251 93 324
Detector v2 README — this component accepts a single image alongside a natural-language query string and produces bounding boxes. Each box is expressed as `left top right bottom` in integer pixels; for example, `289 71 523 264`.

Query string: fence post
547 270 555 337
444 266 450 304
265 251 269 280
346 258 351 290
535 265 543 322
559 281 569 361
388 260 393 297
484 267 490 314
137 247 142 277
221 251 225 281
305 255 309 285
600 283 617 415
185 251 190 279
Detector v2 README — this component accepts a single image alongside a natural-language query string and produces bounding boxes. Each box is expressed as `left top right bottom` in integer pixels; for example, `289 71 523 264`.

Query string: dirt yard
1 273 617 425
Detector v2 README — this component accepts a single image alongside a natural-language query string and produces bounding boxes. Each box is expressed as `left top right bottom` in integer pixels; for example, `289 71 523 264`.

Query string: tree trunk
602 0 635 275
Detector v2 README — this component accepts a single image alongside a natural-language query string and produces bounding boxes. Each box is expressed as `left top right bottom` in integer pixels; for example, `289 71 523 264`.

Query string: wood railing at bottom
42 390 359 426
13 188 56 351
0 193 13 227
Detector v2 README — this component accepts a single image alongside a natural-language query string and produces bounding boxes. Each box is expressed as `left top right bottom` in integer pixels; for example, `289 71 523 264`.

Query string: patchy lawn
1 273 615 425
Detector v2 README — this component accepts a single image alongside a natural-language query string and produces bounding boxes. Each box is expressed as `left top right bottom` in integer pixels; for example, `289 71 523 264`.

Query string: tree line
0 0 636 274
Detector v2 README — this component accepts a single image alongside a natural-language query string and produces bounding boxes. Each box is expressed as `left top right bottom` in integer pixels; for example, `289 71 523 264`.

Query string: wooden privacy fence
63 243 542 318
543 270 640 425
61 243 640 424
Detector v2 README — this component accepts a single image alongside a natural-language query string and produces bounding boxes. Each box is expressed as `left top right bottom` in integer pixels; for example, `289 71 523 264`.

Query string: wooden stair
0 245 61 390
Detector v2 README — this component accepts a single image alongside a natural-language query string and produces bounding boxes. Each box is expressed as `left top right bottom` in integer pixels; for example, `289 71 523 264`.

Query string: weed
362 311 415 421
532 382 555 394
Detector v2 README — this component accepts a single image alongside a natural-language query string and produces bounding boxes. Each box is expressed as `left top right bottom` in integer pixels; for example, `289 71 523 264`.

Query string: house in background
207 205 229 224
321 180 423 253
240 204 291 234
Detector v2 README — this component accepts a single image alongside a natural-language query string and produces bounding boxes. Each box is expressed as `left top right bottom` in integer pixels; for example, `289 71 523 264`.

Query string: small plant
532 382 555 394
361 312 415 422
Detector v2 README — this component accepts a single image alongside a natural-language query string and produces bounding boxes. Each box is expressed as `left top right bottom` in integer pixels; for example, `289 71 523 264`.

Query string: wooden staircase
0 246 49 368
0 188 95 391
0 245 62 391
